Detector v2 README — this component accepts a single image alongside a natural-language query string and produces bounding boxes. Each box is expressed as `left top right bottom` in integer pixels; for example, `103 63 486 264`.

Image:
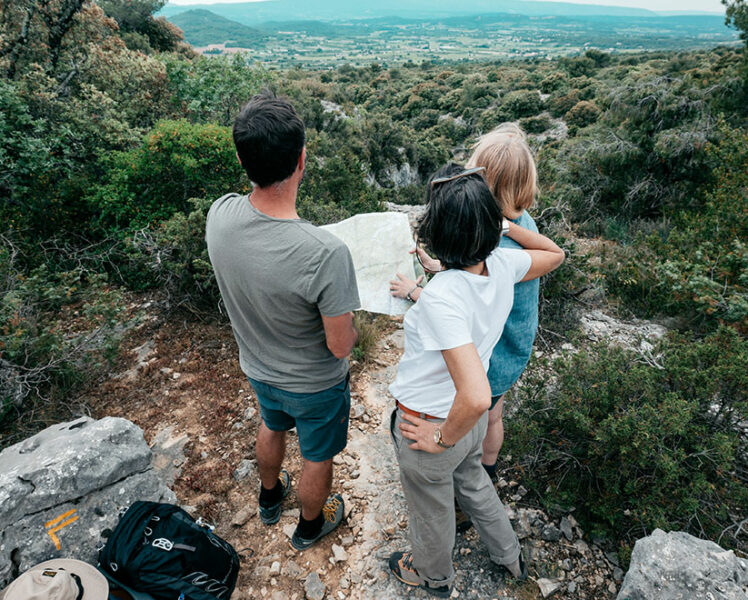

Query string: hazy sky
541 0 724 12
168 0 726 13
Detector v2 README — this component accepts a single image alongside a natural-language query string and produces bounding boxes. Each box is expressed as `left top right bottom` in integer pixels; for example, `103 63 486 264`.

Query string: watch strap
435 427 454 449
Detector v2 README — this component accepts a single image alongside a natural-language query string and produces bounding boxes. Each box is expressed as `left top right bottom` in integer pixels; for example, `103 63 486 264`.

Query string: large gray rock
0 417 175 587
580 310 666 352
617 529 748 600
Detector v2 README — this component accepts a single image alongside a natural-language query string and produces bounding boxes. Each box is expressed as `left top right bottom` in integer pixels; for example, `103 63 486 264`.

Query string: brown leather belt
396 400 441 421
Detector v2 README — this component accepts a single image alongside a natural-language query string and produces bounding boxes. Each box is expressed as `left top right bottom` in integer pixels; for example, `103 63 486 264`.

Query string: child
387 164 563 597
467 123 542 479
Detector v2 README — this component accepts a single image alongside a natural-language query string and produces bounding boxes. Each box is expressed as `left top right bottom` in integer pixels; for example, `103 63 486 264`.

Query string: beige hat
0 559 108 600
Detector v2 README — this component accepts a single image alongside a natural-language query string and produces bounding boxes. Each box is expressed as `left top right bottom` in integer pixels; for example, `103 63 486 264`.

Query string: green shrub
88 120 248 232
564 100 601 129
0 242 126 440
299 131 385 225
500 89 543 120
129 197 219 314
540 72 566 94
507 327 748 554
519 115 552 134
560 55 596 78
600 126 748 333
548 89 582 118
164 54 273 126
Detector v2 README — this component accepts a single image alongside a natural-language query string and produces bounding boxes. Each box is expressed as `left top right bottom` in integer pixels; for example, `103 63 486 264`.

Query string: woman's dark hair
417 163 502 270
233 91 305 188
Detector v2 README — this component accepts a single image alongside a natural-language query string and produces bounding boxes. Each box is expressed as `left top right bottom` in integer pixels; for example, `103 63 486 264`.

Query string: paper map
321 212 417 316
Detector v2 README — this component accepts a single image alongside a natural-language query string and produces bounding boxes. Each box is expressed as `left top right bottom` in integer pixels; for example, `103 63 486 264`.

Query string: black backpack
99 501 240 600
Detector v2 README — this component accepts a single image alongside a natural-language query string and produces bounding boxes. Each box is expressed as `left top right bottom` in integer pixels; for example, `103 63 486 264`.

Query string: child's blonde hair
466 123 537 215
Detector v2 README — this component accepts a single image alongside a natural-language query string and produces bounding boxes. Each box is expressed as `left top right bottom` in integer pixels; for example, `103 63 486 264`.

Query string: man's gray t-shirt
206 193 360 393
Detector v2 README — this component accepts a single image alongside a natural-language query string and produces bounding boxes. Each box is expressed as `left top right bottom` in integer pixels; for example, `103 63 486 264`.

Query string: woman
387 164 564 597
392 123 542 482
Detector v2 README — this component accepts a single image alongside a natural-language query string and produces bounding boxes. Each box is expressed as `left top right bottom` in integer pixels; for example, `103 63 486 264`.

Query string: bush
500 89 543 120
560 55 596 78
600 126 748 333
540 72 566 94
0 238 126 442
507 327 748 554
164 54 273 126
129 197 219 314
564 100 601 129
88 120 248 232
549 68 727 223
298 131 385 225
548 89 582 118
519 115 552 134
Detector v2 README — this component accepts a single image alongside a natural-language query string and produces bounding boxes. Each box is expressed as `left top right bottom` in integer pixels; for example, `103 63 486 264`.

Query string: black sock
259 479 283 508
482 462 498 479
296 512 324 538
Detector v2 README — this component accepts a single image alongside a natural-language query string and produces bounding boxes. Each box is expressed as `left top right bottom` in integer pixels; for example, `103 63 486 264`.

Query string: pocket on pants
389 408 401 454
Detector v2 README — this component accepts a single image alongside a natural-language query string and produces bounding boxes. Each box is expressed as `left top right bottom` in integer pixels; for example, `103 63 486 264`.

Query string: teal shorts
249 373 350 462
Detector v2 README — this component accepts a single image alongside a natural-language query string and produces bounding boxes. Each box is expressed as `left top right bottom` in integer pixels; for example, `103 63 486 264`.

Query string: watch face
433 428 441 444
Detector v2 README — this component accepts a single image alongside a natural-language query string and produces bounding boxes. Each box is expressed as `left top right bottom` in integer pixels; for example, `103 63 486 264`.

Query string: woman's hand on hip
399 413 445 454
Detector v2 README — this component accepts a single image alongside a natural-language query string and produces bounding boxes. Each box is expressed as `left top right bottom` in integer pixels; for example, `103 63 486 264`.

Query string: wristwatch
434 427 454 449
501 218 511 236
406 284 423 303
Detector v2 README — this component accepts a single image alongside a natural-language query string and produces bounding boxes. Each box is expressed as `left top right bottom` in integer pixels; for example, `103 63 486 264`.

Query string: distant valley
161 2 739 68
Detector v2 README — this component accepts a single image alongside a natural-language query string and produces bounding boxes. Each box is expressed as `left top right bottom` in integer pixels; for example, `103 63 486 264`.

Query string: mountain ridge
169 8 267 46
160 0 661 25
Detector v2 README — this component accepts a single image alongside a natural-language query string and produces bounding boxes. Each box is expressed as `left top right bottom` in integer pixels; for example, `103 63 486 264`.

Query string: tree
0 0 86 77
163 54 273 126
98 0 184 52
723 0 748 46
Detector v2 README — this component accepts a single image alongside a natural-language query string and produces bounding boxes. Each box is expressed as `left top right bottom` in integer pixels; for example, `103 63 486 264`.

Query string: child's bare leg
481 395 504 467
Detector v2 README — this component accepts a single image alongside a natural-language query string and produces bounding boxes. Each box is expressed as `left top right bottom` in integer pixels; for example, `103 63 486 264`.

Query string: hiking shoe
388 551 451 598
258 469 291 525
290 494 345 551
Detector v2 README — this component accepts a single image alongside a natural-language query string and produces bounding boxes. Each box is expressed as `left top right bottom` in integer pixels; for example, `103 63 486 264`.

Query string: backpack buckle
152 538 174 551
195 517 215 532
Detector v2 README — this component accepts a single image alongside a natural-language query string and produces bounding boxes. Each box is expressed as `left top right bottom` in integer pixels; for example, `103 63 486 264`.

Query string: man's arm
399 343 491 452
322 312 358 359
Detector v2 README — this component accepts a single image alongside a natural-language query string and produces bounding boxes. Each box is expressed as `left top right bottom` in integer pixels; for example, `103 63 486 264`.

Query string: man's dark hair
233 91 305 188
418 163 501 270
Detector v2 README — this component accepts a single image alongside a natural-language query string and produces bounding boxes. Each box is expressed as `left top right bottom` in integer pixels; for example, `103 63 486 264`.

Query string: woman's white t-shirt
389 247 532 418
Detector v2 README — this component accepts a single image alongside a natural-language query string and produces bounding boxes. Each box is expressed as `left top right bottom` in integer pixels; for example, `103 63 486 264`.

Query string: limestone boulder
0 417 175 587
617 529 748 600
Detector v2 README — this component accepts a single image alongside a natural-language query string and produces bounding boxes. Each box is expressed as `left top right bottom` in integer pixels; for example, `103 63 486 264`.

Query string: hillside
169 8 267 47
161 9 738 67
160 0 659 23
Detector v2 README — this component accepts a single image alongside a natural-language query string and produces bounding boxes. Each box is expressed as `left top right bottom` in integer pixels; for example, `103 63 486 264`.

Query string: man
206 92 359 550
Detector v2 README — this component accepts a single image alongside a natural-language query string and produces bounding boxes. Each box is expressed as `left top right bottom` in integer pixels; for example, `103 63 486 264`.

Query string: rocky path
83 308 634 600
338 330 539 600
